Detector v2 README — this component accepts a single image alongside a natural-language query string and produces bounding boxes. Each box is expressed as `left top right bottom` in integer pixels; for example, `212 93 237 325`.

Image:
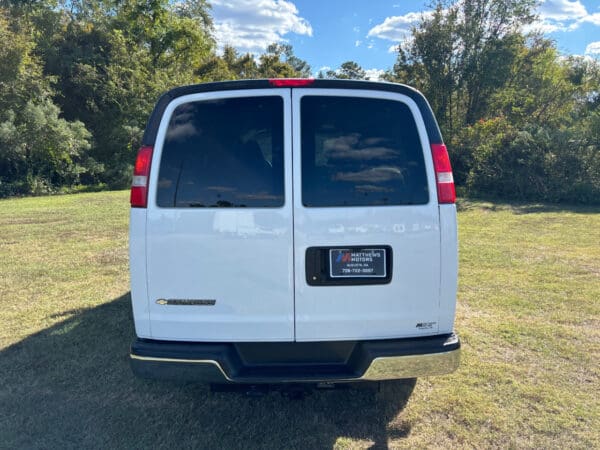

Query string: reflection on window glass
157 96 284 208
301 96 429 207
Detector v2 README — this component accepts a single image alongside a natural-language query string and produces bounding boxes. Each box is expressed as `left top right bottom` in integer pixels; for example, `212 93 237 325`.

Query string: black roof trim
141 79 443 146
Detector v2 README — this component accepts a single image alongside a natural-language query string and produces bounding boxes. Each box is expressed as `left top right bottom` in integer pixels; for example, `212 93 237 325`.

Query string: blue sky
210 0 600 78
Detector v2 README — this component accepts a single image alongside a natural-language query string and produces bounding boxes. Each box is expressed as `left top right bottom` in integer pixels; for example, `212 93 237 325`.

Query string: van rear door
145 90 294 341
292 90 441 341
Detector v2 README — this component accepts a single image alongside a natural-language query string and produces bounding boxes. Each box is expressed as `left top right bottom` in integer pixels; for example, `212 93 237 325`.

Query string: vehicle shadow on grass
0 293 415 450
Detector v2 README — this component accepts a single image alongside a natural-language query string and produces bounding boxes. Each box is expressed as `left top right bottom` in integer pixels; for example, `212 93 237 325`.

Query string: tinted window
301 96 429 207
157 96 284 207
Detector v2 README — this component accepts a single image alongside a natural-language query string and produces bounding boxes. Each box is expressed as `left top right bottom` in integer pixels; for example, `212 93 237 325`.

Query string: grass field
0 191 598 449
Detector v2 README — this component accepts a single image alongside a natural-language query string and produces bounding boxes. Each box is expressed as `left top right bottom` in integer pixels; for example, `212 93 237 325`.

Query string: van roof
141 79 443 147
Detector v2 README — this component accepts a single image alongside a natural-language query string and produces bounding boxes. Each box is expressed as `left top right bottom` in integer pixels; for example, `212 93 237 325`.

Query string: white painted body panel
438 204 458 333
144 89 295 341
130 208 151 338
292 206 441 341
292 89 441 341
130 87 458 343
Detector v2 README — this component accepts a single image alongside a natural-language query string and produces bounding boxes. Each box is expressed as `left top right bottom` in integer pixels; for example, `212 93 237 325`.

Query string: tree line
384 0 599 204
0 0 598 203
0 0 311 196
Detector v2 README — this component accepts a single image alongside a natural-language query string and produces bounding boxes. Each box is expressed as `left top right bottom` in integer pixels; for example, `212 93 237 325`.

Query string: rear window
156 96 284 208
301 96 429 207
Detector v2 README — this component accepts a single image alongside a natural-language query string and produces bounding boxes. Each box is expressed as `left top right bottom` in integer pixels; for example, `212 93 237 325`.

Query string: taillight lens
269 78 315 87
130 146 153 208
431 143 456 204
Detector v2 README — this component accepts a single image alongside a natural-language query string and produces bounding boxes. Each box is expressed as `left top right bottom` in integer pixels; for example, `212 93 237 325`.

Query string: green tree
490 37 576 127
264 43 311 77
385 4 462 137
0 11 94 195
197 43 309 81
35 0 215 187
385 0 599 203
197 45 260 80
326 61 367 80
457 42 600 203
387 0 535 138
258 43 311 78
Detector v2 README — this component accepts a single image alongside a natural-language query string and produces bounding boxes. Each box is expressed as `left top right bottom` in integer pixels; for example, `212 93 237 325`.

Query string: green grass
0 192 598 449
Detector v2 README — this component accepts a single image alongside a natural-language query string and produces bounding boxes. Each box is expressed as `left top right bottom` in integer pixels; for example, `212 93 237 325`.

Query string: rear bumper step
130 333 460 383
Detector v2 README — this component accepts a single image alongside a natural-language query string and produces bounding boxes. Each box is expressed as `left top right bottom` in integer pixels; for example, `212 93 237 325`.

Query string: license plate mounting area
305 246 392 286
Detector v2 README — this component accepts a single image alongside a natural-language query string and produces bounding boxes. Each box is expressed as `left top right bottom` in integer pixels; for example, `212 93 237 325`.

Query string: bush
0 100 97 197
459 117 599 204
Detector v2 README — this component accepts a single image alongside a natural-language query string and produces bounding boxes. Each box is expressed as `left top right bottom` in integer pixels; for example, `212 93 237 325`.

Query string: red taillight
269 78 315 87
431 143 456 204
130 145 153 208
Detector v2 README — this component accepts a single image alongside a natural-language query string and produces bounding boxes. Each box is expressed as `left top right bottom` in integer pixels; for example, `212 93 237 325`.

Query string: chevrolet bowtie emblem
156 299 216 306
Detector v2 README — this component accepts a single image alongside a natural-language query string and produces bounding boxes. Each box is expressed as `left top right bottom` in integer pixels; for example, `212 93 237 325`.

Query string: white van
129 79 460 384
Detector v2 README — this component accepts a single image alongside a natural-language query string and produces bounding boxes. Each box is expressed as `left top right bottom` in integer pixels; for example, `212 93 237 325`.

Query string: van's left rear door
145 89 294 341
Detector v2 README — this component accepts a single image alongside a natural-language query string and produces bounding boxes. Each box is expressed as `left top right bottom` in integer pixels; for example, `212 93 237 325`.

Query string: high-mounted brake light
269 78 315 87
130 146 153 208
431 143 456 204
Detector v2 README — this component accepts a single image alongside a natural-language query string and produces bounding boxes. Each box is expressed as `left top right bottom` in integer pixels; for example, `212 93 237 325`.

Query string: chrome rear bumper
130 333 460 383
361 348 460 380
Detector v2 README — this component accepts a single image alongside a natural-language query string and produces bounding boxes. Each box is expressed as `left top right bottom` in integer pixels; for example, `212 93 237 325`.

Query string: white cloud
211 0 312 54
355 40 362 47
365 68 384 81
532 0 600 32
539 0 586 21
314 65 331 76
370 1 600 46
525 21 562 33
367 12 425 41
387 44 399 53
581 12 600 26
585 41 600 55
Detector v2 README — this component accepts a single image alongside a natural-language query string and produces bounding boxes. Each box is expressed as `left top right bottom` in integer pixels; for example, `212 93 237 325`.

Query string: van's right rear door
292 89 441 341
